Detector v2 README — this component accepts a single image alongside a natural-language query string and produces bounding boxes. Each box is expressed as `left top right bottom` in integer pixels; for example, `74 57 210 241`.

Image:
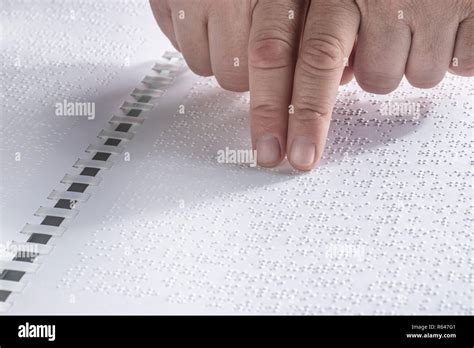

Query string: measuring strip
0 51 185 312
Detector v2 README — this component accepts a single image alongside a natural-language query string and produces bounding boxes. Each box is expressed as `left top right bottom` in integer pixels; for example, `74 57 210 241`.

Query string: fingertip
406 76 443 89
355 73 400 94
215 73 249 92
287 136 318 172
255 134 285 168
449 66 474 77
186 62 213 77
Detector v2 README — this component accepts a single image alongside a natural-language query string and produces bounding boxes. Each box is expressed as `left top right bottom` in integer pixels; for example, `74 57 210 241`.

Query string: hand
150 0 253 91
150 0 353 170
354 0 474 93
248 0 358 171
150 0 473 172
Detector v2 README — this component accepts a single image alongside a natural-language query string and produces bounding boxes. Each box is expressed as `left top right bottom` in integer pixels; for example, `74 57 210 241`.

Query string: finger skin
168 0 213 76
450 1 474 76
340 43 356 85
405 21 458 88
287 0 360 171
207 0 252 92
149 0 180 50
248 0 307 167
450 16 474 76
353 2 411 94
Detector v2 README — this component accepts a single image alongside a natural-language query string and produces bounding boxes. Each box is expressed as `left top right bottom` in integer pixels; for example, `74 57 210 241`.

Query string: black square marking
81 167 100 177
127 109 141 117
104 138 121 146
55 199 72 209
0 270 24 282
0 290 11 302
137 95 152 103
93 152 111 161
28 233 52 245
115 123 132 132
67 183 88 193
41 215 64 227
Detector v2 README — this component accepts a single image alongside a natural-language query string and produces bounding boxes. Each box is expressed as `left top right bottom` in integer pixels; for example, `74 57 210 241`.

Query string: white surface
0 0 472 314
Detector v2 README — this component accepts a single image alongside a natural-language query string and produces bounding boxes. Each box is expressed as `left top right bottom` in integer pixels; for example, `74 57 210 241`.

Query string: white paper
1 0 472 315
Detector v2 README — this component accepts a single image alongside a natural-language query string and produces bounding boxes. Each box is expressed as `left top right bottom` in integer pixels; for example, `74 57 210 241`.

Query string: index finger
249 0 307 167
287 0 359 171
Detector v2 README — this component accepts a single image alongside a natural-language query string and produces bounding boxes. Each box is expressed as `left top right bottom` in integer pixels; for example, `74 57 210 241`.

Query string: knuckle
406 76 442 89
251 103 284 128
406 67 444 89
293 101 332 123
450 67 474 77
249 37 294 69
186 62 213 77
450 57 474 76
215 71 249 92
300 36 345 75
252 103 282 115
355 71 401 94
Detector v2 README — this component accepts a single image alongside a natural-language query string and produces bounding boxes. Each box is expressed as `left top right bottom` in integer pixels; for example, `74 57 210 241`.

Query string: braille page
1 1 472 315
0 0 174 311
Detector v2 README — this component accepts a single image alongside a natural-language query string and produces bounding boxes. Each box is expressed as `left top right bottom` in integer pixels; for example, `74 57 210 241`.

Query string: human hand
150 0 473 171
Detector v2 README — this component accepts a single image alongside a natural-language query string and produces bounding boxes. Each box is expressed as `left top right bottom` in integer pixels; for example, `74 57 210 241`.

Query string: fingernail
256 135 281 166
290 136 316 169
